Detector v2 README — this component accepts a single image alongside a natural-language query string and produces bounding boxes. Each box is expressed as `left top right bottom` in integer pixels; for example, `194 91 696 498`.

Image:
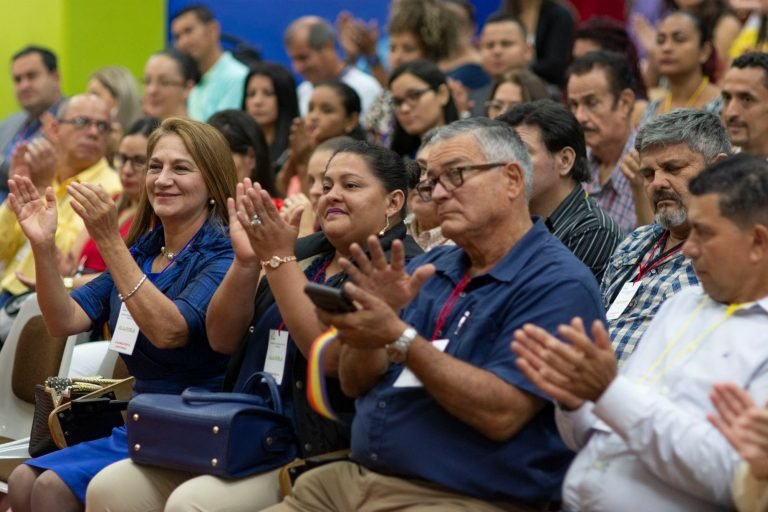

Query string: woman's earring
209 198 215 205
378 215 390 237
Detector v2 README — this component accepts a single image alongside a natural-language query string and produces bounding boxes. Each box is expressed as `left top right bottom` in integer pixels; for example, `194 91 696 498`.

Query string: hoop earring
378 215 390 237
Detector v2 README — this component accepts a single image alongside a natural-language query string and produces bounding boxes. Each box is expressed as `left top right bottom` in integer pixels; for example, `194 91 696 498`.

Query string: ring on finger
250 213 262 226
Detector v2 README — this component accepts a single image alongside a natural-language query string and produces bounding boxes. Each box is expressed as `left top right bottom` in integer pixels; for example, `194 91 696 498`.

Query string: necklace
662 76 709 113
160 246 176 261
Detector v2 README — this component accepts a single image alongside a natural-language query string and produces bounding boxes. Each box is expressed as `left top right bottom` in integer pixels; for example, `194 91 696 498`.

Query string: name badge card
264 329 289 385
109 303 139 355
606 281 641 321
393 339 449 388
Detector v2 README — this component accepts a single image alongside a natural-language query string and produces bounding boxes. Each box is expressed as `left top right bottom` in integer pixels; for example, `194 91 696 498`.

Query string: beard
653 190 687 228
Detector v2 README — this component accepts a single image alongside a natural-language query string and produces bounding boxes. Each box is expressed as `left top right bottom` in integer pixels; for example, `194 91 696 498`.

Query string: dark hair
387 0 461 62
328 141 409 216
12 45 57 72
313 80 366 141
154 48 201 85
567 50 636 104
497 99 588 182
574 16 647 100
487 69 550 109
405 158 423 190
125 117 161 138
483 12 527 40
171 4 215 23
389 59 459 157
731 52 768 88
208 109 277 196
659 10 717 81
241 62 299 166
689 153 768 227
664 0 730 41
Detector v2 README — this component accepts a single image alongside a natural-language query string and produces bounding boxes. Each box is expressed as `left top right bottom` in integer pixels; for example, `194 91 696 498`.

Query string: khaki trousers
263 460 543 512
85 458 281 512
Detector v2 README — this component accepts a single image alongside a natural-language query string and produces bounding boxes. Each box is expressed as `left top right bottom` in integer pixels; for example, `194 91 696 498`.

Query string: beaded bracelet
118 274 147 302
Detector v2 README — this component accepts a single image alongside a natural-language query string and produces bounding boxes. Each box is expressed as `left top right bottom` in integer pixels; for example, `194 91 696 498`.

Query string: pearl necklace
160 246 176 261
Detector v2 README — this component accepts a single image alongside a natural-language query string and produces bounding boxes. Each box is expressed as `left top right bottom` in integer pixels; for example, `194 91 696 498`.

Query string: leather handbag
127 372 297 478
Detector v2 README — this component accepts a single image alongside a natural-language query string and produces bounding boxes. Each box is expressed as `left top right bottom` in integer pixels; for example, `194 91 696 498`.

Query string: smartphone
304 283 357 314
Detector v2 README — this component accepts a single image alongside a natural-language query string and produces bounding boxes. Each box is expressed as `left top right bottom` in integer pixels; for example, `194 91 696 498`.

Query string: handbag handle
181 372 283 414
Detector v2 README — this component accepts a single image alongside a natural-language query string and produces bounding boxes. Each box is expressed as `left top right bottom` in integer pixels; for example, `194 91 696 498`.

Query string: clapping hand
710 383 768 480
67 182 120 246
339 235 435 312
7 176 58 248
511 317 618 409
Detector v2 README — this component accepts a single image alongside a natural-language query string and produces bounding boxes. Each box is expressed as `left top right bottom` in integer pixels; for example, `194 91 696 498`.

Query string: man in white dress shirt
512 152 768 511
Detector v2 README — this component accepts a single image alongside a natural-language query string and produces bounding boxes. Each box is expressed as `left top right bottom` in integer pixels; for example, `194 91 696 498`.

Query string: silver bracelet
118 274 147 302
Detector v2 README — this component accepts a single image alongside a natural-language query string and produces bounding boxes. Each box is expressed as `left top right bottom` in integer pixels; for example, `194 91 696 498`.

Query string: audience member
208 109 277 196
265 118 605 511
567 50 638 234
284 16 382 117
0 94 122 312
6 117 236 512
305 81 366 146
171 4 249 121
639 11 722 126
241 62 299 172
500 0 576 87
87 141 421 511
513 152 768 511
601 109 729 365
499 100 622 281
440 0 489 91
721 51 768 157
141 49 199 119
389 60 458 158
0 46 64 203
484 69 549 118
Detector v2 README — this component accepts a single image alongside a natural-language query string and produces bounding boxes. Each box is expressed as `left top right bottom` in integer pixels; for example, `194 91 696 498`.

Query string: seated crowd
3 1 768 511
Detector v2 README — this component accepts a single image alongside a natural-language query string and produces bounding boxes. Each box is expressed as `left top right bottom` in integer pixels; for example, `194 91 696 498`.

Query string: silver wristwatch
385 326 418 363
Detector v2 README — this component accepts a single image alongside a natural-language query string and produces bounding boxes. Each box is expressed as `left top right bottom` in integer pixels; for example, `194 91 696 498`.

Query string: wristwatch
385 326 418 363
261 255 297 270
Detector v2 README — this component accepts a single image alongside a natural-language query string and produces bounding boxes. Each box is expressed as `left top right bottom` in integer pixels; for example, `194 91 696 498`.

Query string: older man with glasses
264 117 606 512
0 93 121 324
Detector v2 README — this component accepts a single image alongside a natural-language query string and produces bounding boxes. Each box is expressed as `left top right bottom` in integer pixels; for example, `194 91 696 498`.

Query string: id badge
264 329 289 385
393 338 449 388
109 303 139 355
605 281 641 321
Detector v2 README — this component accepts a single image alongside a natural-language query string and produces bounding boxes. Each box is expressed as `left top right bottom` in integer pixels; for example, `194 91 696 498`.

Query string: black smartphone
304 283 357 314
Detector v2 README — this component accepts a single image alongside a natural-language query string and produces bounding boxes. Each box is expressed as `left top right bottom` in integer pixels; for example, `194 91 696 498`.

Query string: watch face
270 256 280 268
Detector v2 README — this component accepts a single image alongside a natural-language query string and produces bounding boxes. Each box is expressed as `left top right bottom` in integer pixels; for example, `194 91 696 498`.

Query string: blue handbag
126 372 297 478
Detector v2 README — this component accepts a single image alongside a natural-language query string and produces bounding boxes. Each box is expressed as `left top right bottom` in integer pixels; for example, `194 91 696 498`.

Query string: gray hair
284 16 336 50
635 109 731 164
423 117 533 199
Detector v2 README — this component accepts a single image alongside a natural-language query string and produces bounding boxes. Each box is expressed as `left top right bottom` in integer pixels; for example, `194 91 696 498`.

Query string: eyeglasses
392 88 433 109
415 162 509 201
143 77 185 88
485 100 519 116
114 153 147 172
58 116 112 135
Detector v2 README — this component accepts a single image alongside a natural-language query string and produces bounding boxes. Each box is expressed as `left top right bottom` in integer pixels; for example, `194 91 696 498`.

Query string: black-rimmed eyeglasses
414 162 509 201
58 116 112 135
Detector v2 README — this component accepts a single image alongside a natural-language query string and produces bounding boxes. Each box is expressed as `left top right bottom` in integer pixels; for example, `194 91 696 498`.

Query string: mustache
652 190 682 205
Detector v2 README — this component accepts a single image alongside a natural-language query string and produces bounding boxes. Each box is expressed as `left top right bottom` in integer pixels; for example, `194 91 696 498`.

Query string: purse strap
181 372 283 414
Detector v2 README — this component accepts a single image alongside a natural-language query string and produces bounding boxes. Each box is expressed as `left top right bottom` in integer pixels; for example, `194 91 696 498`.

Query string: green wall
0 0 165 119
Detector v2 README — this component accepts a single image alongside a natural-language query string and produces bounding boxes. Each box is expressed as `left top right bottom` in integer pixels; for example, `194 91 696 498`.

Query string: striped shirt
600 224 699 366
546 184 623 282
585 130 637 235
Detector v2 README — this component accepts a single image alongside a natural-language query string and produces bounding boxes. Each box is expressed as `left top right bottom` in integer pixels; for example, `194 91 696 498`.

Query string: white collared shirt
558 286 768 512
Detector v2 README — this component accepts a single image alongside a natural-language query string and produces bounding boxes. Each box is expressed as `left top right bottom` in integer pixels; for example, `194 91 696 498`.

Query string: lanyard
639 298 744 386
431 273 471 340
276 255 333 333
633 230 684 283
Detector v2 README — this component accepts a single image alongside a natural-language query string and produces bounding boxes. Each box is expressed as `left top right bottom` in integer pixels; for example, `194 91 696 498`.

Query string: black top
530 0 575 87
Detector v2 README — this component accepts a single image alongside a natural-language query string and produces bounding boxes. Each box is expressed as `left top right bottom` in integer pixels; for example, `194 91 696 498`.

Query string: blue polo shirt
351 219 606 503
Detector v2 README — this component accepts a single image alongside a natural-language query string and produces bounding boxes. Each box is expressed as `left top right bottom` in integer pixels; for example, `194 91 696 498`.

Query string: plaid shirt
600 224 699 366
585 130 637 235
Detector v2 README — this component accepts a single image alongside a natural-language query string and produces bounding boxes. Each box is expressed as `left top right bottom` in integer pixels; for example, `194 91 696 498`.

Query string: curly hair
387 0 461 62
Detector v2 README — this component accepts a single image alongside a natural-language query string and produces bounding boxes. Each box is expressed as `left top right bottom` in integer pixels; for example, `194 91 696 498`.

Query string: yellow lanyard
639 298 743 386
662 76 709 113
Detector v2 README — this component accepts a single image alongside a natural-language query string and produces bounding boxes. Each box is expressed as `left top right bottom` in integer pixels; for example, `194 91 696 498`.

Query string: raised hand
67 182 119 245
9 137 57 191
7 176 58 247
511 317 617 405
710 383 768 480
339 235 435 312
234 178 300 263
